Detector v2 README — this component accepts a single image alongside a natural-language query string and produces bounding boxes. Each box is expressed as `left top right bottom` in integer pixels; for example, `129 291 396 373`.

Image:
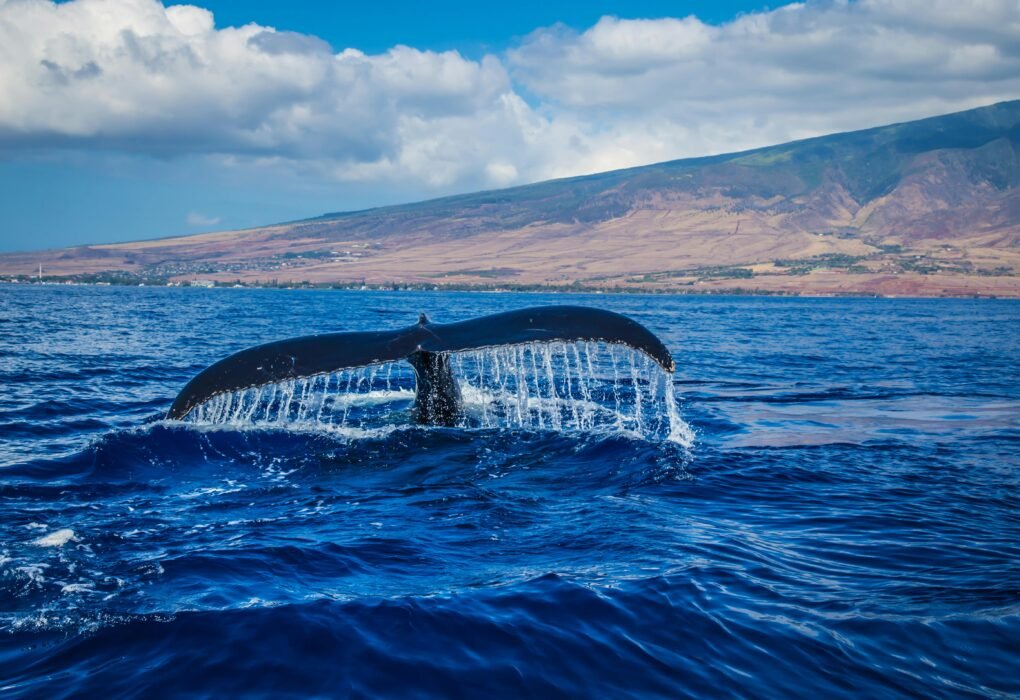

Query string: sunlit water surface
1 287 1017 698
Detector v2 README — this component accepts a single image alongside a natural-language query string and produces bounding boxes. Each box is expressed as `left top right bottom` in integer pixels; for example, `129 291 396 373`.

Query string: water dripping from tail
454 342 692 445
181 341 693 446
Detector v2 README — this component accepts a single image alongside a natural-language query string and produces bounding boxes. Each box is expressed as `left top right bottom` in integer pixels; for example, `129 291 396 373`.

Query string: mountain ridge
3 99 1020 297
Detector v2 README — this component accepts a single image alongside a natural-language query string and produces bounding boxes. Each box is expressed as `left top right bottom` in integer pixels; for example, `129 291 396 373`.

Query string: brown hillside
4 100 1020 297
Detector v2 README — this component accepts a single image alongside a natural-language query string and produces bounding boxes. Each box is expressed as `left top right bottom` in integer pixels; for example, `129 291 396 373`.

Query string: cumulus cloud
0 0 541 189
0 0 1019 194
509 0 1020 166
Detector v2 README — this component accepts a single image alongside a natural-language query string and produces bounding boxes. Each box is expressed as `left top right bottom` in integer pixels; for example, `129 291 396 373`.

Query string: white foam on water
61 583 97 595
330 389 416 407
180 342 693 446
177 484 246 500
15 563 49 583
32 529 76 547
167 417 404 442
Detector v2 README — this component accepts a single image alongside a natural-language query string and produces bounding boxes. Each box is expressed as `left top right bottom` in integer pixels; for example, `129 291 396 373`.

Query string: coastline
3 276 1018 299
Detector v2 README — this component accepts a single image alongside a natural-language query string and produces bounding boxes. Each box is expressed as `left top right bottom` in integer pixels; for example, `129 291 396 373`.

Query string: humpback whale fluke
166 305 674 425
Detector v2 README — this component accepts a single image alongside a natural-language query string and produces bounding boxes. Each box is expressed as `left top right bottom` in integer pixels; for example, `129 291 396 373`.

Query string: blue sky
1 0 1017 251
195 1 775 55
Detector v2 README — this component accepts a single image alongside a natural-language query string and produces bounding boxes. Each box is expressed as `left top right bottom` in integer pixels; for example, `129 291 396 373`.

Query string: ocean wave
2 288 1018 698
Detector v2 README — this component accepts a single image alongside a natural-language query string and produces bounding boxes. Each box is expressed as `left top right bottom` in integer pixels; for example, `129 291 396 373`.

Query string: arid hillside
4 100 1020 296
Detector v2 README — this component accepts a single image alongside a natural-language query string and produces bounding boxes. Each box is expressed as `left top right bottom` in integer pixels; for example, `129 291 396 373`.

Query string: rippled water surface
1 286 1018 698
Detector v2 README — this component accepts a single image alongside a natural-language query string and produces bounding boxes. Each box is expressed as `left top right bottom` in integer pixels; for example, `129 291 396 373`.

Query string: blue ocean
1 286 1017 698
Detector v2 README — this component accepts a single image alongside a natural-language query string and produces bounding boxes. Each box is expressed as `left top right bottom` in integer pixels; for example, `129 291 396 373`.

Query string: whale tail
166 305 674 425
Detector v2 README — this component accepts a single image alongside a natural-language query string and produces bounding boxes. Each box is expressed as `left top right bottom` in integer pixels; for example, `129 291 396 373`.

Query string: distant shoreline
3 277 1016 300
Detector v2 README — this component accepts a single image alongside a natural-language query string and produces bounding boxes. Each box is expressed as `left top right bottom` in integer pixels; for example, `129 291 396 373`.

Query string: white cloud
508 1 1020 169
0 0 537 190
0 0 1018 197
186 211 220 226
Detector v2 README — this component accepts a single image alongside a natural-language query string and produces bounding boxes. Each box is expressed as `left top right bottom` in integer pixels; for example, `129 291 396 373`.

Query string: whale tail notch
166 305 674 425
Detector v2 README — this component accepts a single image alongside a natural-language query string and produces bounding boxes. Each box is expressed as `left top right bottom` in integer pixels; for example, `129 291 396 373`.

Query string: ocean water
0 286 1018 698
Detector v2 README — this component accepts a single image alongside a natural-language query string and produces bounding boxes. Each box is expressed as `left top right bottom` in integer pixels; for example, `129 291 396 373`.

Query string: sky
1 0 1018 251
